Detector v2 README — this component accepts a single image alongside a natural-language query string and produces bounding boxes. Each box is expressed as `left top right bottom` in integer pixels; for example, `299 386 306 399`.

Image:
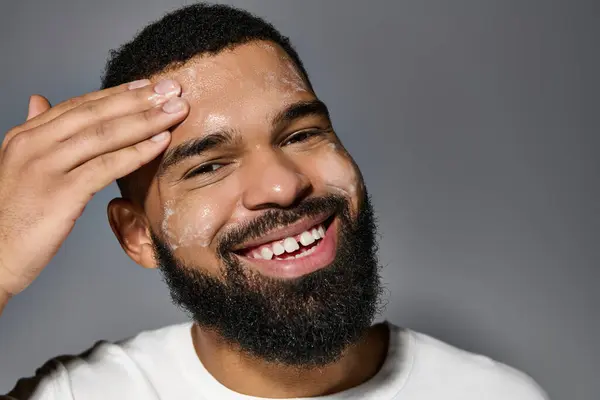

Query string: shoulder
3 322 192 400
389 324 549 399
3 356 74 400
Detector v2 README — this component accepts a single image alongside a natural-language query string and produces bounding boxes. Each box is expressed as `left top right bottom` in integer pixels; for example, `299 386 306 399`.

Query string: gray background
0 1 597 398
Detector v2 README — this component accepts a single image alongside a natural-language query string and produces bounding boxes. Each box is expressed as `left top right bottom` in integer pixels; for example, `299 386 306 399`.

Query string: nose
241 150 312 210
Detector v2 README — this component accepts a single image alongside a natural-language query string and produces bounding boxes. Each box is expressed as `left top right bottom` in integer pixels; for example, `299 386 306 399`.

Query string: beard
151 191 382 368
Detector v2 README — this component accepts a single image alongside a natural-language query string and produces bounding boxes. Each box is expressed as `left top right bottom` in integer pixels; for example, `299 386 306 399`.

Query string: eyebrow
157 129 237 177
157 99 331 177
272 99 330 131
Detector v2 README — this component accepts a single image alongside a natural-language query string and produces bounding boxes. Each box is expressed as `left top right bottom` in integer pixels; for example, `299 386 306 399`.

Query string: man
0 3 548 399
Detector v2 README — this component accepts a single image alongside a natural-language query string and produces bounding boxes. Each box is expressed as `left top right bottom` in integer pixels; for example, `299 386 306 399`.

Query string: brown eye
186 163 224 178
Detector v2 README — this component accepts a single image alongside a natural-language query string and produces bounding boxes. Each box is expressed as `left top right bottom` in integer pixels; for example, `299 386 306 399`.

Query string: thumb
26 95 51 121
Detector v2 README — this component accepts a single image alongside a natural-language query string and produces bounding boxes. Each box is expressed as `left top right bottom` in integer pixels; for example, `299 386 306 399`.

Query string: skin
0 40 385 398
108 41 383 397
108 41 366 276
0 78 188 306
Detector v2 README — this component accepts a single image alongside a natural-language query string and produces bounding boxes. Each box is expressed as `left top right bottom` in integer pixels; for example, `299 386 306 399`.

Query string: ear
107 198 158 269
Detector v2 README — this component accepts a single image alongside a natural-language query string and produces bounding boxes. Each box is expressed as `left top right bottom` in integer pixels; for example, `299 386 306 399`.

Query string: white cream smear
177 204 216 248
316 143 359 197
160 197 221 250
161 200 180 250
199 112 232 131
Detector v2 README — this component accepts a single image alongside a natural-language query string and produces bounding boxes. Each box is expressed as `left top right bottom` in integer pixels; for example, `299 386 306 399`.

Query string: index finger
13 79 151 137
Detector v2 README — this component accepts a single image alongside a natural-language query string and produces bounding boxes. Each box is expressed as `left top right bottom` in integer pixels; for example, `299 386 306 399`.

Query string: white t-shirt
5 321 549 399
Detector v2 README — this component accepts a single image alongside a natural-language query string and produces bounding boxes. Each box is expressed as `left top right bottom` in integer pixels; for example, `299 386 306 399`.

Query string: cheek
311 144 364 210
158 174 245 256
160 196 226 251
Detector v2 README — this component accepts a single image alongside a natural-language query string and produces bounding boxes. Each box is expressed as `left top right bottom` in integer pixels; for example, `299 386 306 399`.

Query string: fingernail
128 79 151 90
150 131 170 142
154 79 180 96
162 98 185 113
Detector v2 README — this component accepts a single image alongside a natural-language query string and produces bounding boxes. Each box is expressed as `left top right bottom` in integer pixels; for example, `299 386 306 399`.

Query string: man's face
139 41 381 366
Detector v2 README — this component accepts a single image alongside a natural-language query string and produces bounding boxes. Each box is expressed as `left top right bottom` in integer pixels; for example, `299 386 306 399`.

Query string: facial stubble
152 192 383 367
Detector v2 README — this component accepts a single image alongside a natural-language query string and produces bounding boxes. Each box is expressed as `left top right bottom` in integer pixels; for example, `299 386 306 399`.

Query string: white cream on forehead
255 41 278 53
174 44 308 105
200 113 231 131
174 61 233 103
259 62 307 95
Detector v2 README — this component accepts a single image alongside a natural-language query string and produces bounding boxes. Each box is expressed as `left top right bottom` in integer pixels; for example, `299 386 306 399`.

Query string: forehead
152 41 314 139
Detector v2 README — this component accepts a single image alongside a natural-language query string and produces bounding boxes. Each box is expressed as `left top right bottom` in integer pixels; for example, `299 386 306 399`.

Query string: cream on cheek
160 197 225 250
312 143 362 208
158 160 247 251
161 199 178 248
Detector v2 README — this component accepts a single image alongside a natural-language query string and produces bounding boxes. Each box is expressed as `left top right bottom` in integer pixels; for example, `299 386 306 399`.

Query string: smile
233 214 338 278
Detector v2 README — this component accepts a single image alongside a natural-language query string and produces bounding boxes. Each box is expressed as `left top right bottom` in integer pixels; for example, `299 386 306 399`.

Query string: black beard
152 192 383 368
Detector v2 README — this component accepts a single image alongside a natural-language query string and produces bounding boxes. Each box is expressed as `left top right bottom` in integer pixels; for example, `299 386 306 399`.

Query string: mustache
216 194 346 257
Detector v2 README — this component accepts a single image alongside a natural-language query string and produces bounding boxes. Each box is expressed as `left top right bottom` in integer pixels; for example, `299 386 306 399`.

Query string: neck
191 322 389 398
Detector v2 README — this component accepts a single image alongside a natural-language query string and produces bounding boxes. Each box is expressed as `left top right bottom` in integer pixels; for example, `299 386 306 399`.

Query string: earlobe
107 198 158 269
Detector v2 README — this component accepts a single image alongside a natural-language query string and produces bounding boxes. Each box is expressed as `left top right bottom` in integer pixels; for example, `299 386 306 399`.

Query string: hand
0 79 188 299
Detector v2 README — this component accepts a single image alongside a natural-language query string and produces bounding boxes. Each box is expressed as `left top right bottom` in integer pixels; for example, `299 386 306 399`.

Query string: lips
233 216 339 279
230 213 338 278
232 212 333 254
243 222 327 261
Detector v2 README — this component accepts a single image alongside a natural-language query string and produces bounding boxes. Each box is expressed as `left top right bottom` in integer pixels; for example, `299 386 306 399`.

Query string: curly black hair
100 2 312 199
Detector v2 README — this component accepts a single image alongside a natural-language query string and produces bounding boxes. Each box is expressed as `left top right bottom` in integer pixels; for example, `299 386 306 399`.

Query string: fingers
34 79 182 144
26 95 51 121
68 130 172 196
51 96 189 172
15 81 141 136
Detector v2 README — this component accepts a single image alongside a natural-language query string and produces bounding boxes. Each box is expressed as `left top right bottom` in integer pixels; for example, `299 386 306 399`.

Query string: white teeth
299 231 315 246
311 228 320 240
317 225 325 238
260 247 274 260
283 237 300 253
248 223 327 260
272 242 285 256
